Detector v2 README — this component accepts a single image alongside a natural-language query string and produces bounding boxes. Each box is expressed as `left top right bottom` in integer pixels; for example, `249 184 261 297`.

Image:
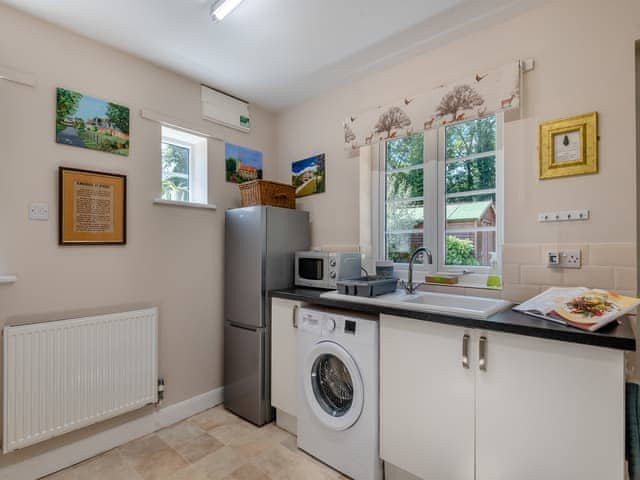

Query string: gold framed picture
59 167 126 245
539 112 598 179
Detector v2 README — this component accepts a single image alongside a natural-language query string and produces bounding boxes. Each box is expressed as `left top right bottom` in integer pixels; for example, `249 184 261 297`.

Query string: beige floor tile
189 406 242 431
224 463 270 480
208 421 261 447
119 433 189 480
175 433 224 464
166 464 212 480
248 443 300 478
191 445 247 480
279 433 297 452
158 420 206 448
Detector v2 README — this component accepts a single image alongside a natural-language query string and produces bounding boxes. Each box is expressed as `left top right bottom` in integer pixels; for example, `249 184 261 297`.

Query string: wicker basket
239 180 296 209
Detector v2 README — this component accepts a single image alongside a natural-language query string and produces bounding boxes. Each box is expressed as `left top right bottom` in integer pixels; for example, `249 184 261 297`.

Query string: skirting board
0 387 224 480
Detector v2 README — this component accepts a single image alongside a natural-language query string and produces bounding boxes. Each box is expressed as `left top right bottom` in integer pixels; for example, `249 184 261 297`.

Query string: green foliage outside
446 235 480 266
384 116 497 265
162 143 190 201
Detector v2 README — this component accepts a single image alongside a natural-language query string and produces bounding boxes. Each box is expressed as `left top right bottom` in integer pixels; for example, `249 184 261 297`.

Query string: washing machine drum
304 340 364 431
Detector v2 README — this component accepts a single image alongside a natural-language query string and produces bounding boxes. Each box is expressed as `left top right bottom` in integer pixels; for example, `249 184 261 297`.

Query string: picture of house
55 88 130 156
225 142 263 183
291 154 325 197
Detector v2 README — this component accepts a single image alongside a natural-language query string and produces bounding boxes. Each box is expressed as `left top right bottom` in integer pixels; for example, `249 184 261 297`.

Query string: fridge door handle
292 304 299 328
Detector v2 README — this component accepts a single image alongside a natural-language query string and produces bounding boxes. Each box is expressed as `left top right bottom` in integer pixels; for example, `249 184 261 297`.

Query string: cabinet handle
292 305 299 329
462 334 470 369
479 336 487 371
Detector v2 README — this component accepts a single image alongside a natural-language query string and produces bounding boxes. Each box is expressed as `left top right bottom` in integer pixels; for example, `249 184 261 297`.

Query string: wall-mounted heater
3 308 158 453
201 85 250 133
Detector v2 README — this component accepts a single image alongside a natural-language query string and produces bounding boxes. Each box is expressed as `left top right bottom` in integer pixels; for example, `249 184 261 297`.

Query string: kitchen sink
320 289 512 320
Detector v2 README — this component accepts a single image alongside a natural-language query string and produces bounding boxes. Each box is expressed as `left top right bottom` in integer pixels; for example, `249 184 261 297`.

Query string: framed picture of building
224 143 263 183
292 154 326 197
55 88 130 156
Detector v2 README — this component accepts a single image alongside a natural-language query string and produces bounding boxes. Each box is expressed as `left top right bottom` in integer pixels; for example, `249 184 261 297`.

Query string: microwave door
298 258 324 282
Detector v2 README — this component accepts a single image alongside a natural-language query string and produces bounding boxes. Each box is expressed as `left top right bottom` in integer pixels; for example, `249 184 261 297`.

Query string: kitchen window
377 113 503 274
161 126 208 204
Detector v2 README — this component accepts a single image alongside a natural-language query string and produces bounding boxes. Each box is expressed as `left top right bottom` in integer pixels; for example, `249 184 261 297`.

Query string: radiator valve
157 378 165 405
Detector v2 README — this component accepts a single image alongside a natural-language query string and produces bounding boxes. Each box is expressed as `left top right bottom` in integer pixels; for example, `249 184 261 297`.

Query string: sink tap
405 247 433 294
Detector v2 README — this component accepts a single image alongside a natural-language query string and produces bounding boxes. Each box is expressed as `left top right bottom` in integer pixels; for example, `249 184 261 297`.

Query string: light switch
29 202 49 221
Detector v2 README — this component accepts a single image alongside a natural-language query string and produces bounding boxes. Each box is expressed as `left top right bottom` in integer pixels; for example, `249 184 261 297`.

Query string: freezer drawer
223 322 269 425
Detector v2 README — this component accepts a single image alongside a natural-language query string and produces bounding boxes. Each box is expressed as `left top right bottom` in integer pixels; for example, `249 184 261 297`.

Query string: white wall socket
29 202 49 221
547 250 581 269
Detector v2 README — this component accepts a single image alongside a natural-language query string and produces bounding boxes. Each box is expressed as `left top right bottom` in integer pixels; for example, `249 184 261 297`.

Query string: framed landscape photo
224 143 263 184
292 154 326 197
59 167 126 245
56 88 130 156
539 112 598 179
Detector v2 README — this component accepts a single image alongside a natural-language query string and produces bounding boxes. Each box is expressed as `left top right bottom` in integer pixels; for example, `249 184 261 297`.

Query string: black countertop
270 288 636 351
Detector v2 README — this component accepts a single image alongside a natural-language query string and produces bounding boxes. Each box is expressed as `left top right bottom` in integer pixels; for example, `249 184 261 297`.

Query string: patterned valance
344 61 520 150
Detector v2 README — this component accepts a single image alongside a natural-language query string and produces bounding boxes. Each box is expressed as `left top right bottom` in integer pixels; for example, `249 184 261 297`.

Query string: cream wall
275 0 640 300
0 4 276 466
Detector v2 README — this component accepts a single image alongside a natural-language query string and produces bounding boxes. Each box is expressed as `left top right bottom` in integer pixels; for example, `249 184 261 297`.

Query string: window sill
396 269 502 291
0 275 17 284
153 199 217 210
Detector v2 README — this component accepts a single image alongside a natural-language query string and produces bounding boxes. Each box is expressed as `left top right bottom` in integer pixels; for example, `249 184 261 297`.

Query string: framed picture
59 167 126 245
539 112 598 179
56 88 130 156
224 143 263 183
292 154 326 197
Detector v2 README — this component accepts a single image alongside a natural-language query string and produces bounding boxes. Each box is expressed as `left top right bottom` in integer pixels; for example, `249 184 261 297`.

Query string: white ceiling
2 0 542 111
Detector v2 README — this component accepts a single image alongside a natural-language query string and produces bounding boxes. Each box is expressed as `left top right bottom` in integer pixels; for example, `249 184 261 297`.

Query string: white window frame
161 126 208 204
374 112 503 276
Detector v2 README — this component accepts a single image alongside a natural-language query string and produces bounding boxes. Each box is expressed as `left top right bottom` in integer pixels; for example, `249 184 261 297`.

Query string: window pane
162 142 190 202
446 193 496 229
386 200 424 231
446 155 496 194
386 169 424 200
386 232 424 264
386 133 424 170
445 231 496 267
445 116 496 159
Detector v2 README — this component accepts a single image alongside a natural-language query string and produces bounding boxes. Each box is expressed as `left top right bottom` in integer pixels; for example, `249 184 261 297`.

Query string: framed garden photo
59 167 126 245
539 112 598 179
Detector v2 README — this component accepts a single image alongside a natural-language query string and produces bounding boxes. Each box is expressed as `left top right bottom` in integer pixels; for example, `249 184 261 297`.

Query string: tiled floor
45 406 346 480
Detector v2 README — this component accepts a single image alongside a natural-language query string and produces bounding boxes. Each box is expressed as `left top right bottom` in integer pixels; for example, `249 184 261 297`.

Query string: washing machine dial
326 317 336 332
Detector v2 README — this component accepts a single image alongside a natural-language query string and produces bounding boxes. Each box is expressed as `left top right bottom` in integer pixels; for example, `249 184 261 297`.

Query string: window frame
375 112 503 276
161 126 208 205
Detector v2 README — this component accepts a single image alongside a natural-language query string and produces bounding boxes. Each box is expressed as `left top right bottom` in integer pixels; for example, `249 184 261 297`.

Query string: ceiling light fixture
210 0 245 22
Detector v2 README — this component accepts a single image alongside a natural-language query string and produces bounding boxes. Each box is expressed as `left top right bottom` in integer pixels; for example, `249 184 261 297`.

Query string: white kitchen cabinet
271 298 303 418
380 315 476 480
380 314 626 480
475 329 624 480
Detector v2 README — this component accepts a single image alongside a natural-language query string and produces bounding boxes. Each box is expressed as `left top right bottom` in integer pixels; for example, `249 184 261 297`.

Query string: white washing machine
297 307 383 480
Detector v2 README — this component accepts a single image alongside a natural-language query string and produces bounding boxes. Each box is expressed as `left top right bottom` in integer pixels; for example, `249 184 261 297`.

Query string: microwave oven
294 251 362 289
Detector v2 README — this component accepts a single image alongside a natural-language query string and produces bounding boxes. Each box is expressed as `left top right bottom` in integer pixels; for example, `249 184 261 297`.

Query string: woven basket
239 180 296 209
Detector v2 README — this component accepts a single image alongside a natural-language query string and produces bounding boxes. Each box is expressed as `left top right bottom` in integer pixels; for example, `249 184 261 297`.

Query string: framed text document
59 167 126 245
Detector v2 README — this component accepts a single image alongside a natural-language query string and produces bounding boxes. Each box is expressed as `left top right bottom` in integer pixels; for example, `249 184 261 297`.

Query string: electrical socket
29 202 49 221
547 249 581 269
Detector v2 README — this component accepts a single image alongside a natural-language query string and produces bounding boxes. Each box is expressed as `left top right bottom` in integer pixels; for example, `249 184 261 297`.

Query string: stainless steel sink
320 289 512 320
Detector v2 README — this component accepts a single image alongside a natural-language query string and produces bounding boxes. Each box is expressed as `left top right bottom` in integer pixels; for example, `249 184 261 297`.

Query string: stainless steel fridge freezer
224 206 310 425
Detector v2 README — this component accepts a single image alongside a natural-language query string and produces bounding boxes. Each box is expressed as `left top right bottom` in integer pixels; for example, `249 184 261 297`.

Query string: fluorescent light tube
210 0 244 22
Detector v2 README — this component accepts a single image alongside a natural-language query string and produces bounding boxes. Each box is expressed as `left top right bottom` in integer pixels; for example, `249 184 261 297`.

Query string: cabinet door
380 315 475 480
476 330 625 480
270 298 301 417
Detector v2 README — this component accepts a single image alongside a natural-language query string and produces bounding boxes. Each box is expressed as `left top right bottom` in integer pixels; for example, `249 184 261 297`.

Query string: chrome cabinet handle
292 305 299 329
479 336 487 371
462 334 470 369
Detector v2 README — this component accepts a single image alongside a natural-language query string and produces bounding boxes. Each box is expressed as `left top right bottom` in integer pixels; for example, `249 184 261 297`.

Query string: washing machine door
303 340 364 431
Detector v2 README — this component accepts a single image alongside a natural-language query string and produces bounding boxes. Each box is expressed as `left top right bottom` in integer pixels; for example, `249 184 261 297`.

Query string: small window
161 126 208 204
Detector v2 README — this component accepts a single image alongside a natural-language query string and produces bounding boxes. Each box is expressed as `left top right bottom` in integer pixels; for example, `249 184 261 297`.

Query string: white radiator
3 308 158 453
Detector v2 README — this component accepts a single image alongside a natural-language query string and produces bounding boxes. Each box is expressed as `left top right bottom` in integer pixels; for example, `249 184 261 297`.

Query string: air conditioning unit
201 85 250 133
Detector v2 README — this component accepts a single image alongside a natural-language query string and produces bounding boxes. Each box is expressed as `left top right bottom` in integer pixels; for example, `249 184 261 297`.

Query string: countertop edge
270 289 636 352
